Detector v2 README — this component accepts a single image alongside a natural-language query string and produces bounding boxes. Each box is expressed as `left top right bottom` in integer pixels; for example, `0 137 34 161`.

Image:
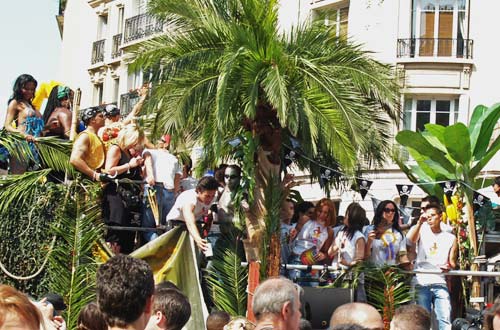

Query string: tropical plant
0 130 103 325
394 103 500 296
47 180 104 329
131 0 400 274
205 229 248 316
363 264 412 330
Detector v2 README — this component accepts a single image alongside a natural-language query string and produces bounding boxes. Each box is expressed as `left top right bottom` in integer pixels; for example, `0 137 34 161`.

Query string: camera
452 308 483 330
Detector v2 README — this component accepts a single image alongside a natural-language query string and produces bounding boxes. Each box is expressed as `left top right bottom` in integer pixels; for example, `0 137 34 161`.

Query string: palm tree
132 0 400 272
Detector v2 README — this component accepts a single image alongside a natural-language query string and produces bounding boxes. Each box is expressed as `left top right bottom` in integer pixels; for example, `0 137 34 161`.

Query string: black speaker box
301 287 354 329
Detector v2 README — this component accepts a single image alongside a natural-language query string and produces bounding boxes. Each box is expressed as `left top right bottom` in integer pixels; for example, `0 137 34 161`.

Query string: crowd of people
3 73 500 329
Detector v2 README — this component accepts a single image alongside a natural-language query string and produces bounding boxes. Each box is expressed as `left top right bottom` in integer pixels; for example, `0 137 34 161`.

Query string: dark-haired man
145 288 191 330
166 176 219 251
70 106 106 180
407 204 457 330
96 254 154 330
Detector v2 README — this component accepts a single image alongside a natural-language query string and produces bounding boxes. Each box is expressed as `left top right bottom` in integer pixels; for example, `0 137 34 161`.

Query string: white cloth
166 189 213 222
364 226 407 266
180 176 198 191
143 149 181 189
291 220 329 256
414 223 456 286
334 229 365 269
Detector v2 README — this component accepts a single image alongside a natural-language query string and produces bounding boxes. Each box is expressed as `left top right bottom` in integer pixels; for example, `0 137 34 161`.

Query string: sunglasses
383 207 396 213
224 175 240 179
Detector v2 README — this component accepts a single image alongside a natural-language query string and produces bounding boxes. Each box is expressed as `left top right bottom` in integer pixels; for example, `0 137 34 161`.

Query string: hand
418 214 428 224
138 84 149 98
314 251 326 262
99 173 115 183
129 156 144 168
146 175 155 186
195 238 208 251
289 228 297 240
439 263 451 272
367 230 376 242
24 134 35 142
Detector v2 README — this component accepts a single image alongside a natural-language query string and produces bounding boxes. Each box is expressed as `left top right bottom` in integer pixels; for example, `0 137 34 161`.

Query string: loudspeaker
301 287 354 330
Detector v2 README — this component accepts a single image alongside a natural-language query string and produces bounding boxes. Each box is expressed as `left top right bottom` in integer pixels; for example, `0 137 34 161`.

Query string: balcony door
413 0 467 57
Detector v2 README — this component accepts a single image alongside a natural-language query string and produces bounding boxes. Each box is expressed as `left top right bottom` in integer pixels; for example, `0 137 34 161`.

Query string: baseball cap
43 293 67 311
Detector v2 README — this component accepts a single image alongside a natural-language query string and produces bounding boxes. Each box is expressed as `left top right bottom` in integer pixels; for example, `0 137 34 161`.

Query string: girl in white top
365 200 410 268
328 202 366 270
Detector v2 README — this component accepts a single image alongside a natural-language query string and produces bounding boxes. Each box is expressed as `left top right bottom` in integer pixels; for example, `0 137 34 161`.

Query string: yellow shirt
76 130 105 170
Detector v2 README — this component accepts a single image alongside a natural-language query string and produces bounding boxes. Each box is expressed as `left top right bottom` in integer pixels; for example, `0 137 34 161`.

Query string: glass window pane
436 100 450 112
416 112 430 131
417 100 431 111
454 98 459 123
403 98 413 130
436 112 450 126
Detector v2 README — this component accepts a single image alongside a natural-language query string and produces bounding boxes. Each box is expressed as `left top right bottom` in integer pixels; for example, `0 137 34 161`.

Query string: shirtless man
70 107 106 181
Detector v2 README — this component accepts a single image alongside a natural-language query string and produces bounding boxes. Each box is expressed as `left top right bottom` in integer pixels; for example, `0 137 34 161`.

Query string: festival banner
357 179 373 200
396 184 413 207
439 180 457 198
131 227 208 330
472 191 490 212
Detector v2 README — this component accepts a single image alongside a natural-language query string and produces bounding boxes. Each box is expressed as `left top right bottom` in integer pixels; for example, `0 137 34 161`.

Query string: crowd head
329 302 383 330
0 285 41 330
77 302 107 330
315 198 337 226
96 254 154 328
10 74 37 104
390 304 430 330
373 200 402 234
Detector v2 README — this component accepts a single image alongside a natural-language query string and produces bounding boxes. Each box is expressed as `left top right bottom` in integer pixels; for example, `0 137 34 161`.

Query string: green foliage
395 103 500 198
363 264 412 326
131 0 400 178
48 180 103 330
206 230 248 316
0 180 64 298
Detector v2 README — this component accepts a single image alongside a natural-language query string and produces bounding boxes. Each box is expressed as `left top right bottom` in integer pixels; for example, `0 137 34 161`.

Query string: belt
154 182 175 192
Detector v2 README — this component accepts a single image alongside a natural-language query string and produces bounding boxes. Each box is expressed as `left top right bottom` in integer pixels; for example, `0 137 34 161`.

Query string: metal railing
397 38 473 59
120 91 140 117
91 39 105 64
124 13 164 43
111 33 123 59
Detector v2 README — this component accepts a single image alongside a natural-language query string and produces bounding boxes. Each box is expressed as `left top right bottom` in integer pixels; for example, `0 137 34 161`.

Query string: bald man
330 303 383 330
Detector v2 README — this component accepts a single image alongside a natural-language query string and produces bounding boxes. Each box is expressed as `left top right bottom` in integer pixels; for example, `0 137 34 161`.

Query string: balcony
111 33 123 59
91 39 105 65
120 91 140 117
397 38 473 60
123 13 164 44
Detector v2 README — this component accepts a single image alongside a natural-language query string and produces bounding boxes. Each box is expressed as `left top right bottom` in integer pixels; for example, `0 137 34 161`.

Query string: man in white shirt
407 204 458 330
142 134 181 241
166 176 219 251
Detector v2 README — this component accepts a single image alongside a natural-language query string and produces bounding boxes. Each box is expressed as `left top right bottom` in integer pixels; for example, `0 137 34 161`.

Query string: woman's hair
291 201 315 224
43 85 71 124
372 200 403 235
342 203 366 240
0 285 42 330
77 302 107 330
314 198 337 227
117 124 144 151
9 74 37 104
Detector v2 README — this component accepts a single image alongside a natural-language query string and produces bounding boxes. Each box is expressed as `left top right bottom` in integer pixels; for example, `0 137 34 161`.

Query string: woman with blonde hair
289 198 336 285
102 123 145 254
0 285 42 330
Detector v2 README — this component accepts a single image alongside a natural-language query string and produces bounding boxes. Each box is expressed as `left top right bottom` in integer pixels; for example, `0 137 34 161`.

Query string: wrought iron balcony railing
124 13 164 44
120 91 140 117
111 33 123 59
91 39 105 64
397 38 473 59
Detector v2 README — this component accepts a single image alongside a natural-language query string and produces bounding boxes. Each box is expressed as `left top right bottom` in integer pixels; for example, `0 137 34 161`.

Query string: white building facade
58 0 500 214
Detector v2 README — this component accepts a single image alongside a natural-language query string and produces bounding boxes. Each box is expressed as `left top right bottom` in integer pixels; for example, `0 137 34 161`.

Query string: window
113 79 120 103
411 0 468 57
97 14 108 40
318 5 349 40
117 7 125 33
403 97 459 131
93 83 104 105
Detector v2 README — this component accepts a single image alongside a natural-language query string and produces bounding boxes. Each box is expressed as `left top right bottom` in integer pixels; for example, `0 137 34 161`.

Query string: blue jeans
416 284 451 330
142 185 175 242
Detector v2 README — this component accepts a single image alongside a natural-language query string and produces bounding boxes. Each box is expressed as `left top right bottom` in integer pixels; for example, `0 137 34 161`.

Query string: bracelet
126 163 131 174
93 171 97 181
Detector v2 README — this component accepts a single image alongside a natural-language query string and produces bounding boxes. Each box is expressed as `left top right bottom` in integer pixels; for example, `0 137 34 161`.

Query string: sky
0 0 61 127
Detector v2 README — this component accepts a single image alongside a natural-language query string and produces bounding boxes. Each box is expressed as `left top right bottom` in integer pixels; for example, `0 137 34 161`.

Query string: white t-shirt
414 223 456 286
292 220 329 256
365 227 407 266
166 189 212 222
143 149 181 189
335 229 365 270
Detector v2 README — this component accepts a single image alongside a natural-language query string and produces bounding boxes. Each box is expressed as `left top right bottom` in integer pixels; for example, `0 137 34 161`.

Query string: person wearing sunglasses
364 200 410 268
